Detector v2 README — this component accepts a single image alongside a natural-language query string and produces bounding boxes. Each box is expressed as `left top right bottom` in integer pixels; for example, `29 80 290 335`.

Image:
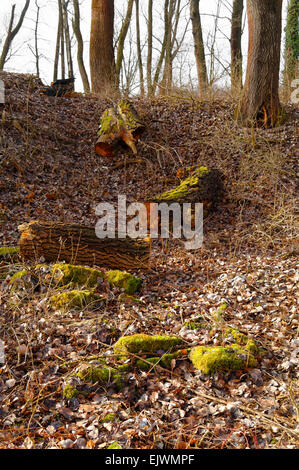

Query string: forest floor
0 72 298 450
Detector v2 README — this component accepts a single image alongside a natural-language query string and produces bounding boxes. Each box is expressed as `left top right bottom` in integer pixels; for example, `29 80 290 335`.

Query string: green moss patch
136 350 186 371
224 327 259 354
52 263 104 287
106 270 142 294
0 246 20 257
114 333 182 358
50 289 105 310
63 384 80 399
107 441 122 449
189 345 257 375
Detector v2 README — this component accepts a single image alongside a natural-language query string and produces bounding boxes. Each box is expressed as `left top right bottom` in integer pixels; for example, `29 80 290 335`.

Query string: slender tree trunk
59 0 66 79
0 0 30 71
147 0 153 96
190 0 208 95
53 0 62 82
283 0 299 90
115 0 134 89
161 0 176 94
34 0 40 77
152 0 169 96
231 0 243 92
72 0 90 93
62 0 74 79
238 0 283 127
90 0 116 95
135 0 145 96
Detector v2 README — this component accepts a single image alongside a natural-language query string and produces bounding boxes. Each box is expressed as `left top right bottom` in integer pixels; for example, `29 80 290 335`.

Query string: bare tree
0 0 31 71
231 0 244 92
53 0 63 81
135 0 145 96
28 0 41 77
190 0 208 95
147 0 153 95
115 0 134 89
62 0 74 79
90 0 116 94
72 0 90 92
238 0 283 127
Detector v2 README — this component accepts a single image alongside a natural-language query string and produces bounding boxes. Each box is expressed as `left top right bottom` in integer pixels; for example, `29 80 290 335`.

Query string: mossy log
95 99 145 157
18 221 150 271
143 167 224 233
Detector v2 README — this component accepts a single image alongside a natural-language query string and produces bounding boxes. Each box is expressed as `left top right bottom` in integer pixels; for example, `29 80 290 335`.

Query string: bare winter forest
0 0 298 453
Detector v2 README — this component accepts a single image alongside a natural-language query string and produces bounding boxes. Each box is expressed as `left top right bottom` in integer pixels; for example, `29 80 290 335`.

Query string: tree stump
144 166 224 234
95 99 145 157
18 221 150 271
41 78 75 97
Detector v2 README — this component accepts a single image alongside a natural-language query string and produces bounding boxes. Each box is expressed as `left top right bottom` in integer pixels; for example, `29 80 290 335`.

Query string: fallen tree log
18 221 150 271
143 166 224 234
95 99 145 157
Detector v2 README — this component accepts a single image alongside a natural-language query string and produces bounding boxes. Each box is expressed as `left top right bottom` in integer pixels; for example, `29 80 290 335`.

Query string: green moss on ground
107 441 122 449
0 246 20 257
100 413 116 423
106 270 142 295
189 345 257 375
183 316 208 330
76 365 116 384
50 289 104 310
52 263 104 287
63 384 80 399
114 333 182 358
224 327 259 354
136 350 186 371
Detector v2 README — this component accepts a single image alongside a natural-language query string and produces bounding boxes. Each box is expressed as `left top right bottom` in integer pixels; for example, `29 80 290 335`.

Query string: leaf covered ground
0 73 298 449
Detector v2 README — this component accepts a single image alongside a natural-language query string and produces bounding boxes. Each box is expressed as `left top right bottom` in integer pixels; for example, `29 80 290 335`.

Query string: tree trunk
95 100 145 157
152 0 169 96
115 0 134 89
190 0 208 96
72 0 90 93
61 0 74 79
147 0 153 96
59 0 66 79
0 0 31 71
135 0 145 96
231 0 243 92
238 0 283 128
18 221 150 271
283 0 299 91
53 0 62 82
90 0 116 95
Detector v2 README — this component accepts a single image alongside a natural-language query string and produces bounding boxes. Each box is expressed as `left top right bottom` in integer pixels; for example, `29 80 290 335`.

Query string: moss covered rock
106 270 142 295
136 350 186 371
114 333 182 357
50 289 104 310
52 263 104 287
189 344 257 375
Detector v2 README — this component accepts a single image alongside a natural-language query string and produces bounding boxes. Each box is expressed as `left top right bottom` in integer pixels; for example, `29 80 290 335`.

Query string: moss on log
95 100 145 157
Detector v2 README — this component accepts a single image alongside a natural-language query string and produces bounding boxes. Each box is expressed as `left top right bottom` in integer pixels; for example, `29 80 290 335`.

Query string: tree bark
230 0 243 92
190 0 208 95
18 221 150 271
90 0 116 95
0 0 31 71
72 0 90 93
238 0 283 128
59 0 66 79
